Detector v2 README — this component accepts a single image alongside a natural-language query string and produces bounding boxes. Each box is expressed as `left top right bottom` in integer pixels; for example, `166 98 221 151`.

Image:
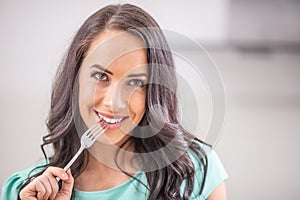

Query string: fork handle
63 146 85 171
56 146 85 183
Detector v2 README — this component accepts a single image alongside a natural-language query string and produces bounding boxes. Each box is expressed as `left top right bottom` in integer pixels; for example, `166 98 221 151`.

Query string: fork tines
86 123 107 140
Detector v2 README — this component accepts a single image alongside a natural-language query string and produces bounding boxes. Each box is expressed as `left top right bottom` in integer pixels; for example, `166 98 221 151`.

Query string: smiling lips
98 113 124 123
96 112 127 129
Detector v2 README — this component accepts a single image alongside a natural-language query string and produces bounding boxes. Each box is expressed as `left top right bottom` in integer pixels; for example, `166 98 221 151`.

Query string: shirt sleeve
1 171 28 200
1 159 48 200
183 147 228 200
201 150 228 199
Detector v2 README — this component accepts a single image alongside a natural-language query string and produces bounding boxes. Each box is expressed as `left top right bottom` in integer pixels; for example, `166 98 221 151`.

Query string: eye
128 79 145 87
92 72 108 81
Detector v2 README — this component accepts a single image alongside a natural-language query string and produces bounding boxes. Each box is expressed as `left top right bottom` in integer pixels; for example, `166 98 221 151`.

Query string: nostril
99 85 127 111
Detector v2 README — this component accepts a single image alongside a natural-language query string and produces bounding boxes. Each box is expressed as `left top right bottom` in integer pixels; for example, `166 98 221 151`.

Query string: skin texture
78 30 148 145
19 167 74 200
75 30 148 191
207 182 227 200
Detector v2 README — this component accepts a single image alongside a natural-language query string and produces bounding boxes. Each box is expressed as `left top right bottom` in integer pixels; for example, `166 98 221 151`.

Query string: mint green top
1 150 228 200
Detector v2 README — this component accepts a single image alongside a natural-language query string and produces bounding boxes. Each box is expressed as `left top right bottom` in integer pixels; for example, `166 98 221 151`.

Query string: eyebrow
90 64 148 78
127 73 148 78
90 64 113 75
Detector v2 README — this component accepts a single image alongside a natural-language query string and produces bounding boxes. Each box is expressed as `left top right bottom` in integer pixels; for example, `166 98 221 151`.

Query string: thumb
59 169 74 197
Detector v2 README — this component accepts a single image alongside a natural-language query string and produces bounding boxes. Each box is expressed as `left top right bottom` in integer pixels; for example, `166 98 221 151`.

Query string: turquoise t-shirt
1 150 228 200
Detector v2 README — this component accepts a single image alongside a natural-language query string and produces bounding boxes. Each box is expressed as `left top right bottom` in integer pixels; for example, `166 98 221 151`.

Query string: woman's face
78 30 148 145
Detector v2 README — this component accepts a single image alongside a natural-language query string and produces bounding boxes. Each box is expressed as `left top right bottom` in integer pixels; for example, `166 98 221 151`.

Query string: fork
56 122 107 183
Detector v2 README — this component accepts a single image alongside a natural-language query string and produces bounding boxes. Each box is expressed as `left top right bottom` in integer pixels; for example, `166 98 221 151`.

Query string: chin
104 131 131 146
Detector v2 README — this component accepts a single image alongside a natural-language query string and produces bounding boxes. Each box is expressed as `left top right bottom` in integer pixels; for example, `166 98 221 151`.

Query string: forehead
82 30 147 72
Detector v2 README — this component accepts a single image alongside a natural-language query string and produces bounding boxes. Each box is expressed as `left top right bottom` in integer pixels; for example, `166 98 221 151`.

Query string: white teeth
98 113 123 124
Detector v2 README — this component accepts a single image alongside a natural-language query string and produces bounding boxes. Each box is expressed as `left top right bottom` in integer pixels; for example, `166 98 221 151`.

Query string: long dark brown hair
20 4 210 199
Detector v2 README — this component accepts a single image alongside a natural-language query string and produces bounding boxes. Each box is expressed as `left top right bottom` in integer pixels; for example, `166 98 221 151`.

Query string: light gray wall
211 50 300 200
1 1 300 199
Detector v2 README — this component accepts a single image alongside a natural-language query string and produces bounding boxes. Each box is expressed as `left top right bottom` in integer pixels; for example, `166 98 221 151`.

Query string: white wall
211 50 300 199
229 0 300 44
1 1 300 199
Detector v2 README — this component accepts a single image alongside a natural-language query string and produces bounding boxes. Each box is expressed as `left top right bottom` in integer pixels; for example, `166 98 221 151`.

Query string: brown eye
93 72 108 81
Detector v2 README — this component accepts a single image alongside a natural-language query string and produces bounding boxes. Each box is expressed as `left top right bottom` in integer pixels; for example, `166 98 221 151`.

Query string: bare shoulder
206 181 227 200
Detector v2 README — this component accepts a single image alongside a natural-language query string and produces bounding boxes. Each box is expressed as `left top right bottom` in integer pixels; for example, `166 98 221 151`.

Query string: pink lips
95 111 127 130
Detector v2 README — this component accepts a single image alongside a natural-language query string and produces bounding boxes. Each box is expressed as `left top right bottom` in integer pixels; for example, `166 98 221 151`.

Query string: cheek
128 90 146 118
78 80 98 112
93 85 107 105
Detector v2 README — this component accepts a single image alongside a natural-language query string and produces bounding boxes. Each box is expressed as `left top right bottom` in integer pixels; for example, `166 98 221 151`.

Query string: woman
1 4 228 200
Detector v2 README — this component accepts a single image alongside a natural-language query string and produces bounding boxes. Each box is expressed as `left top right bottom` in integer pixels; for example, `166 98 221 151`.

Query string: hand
19 167 74 200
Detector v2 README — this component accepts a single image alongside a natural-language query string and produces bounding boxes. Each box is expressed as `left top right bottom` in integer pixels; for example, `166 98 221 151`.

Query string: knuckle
47 166 55 171
39 184 46 193
52 182 59 192
43 171 51 177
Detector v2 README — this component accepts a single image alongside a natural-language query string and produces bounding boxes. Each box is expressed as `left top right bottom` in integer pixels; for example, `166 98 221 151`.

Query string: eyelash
128 79 145 88
91 71 145 88
91 71 108 81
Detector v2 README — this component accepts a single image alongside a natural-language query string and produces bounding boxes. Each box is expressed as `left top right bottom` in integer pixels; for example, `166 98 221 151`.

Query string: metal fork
56 122 107 183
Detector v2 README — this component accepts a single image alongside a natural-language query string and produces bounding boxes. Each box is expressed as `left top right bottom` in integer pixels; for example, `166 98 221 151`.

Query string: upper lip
95 111 126 119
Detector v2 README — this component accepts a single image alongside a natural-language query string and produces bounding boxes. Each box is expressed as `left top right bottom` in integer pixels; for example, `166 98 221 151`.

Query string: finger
44 166 68 181
45 174 59 200
19 181 38 200
60 169 74 196
43 166 68 199
37 176 52 200
28 178 44 200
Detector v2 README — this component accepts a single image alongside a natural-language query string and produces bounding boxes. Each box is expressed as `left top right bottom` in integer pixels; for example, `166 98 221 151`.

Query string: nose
101 83 126 112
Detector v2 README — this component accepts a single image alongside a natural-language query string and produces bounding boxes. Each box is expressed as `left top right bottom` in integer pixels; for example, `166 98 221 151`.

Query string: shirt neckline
73 170 144 195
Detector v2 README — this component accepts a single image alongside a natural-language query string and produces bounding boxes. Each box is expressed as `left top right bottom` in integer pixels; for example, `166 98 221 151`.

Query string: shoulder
188 142 228 199
1 159 48 200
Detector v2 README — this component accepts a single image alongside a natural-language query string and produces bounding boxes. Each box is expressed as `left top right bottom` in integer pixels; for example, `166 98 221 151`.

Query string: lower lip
96 113 125 130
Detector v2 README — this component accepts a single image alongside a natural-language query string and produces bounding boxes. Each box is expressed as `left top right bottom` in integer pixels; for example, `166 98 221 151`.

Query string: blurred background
1 0 300 199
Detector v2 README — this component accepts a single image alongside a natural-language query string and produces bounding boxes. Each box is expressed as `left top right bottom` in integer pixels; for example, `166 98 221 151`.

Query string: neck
74 141 139 191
